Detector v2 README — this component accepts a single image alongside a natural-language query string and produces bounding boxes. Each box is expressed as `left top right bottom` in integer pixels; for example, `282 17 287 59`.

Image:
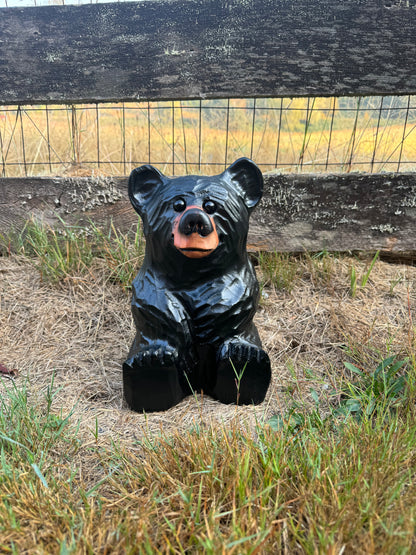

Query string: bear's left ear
224 158 263 209
128 165 165 215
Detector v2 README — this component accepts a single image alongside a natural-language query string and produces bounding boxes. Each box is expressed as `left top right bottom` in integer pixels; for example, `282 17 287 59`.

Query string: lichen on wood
1 173 415 256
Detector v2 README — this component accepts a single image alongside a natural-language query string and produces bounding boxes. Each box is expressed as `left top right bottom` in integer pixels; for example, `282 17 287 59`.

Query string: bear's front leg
211 336 271 405
123 273 195 412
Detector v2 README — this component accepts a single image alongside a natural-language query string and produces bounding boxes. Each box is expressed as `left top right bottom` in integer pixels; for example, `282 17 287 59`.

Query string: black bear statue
123 157 271 412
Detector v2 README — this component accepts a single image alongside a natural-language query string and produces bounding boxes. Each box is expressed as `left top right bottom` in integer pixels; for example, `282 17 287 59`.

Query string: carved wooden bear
123 158 271 411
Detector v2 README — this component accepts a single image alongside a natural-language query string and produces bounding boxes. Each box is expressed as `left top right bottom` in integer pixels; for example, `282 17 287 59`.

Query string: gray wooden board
1 0 416 104
1 173 415 255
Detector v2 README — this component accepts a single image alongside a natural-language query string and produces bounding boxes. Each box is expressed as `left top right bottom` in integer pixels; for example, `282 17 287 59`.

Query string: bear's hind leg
211 339 271 405
123 344 187 412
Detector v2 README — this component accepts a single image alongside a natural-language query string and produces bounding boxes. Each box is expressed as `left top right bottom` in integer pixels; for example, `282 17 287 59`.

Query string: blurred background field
1 95 415 177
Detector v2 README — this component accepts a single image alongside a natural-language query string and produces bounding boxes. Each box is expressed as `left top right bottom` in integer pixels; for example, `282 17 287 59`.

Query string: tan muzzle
172 207 219 258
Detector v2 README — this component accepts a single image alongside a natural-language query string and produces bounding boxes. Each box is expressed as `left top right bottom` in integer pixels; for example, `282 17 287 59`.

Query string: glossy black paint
123 158 271 412
178 208 213 237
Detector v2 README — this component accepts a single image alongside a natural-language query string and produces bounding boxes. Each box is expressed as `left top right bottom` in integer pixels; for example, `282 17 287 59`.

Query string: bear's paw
212 340 271 405
123 344 185 412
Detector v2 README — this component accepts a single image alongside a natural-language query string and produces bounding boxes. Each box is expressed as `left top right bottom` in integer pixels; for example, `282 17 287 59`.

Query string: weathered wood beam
1 0 416 105
1 173 415 255
252 173 416 254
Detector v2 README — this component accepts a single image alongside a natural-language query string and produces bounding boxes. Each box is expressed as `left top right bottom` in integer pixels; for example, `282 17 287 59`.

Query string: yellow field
0 97 415 176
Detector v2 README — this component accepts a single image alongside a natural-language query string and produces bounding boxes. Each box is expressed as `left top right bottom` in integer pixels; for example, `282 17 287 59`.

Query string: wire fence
2 3 416 176
0 96 415 177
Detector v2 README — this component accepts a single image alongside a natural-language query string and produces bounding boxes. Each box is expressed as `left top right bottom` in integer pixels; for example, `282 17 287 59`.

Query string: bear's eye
203 199 216 215
173 198 186 212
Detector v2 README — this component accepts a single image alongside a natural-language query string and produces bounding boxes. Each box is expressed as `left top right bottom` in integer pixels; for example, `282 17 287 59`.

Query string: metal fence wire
0 96 415 177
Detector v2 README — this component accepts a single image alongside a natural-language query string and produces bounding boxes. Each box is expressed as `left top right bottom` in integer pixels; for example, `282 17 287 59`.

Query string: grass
256 251 300 293
0 217 144 288
341 355 409 419
1 367 416 553
256 250 336 294
1 223 416 551
350 250 380 298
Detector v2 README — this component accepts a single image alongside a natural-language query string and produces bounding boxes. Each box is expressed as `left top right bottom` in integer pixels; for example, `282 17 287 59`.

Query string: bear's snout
173 207 219 259
178 208 213 237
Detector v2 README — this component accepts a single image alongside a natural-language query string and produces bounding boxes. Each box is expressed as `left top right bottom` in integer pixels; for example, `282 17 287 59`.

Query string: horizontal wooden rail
1 0 416 104
1 173 415 256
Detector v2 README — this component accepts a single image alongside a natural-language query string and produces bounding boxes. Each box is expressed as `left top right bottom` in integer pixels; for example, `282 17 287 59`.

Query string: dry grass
0 253 414 442
0 250 415 552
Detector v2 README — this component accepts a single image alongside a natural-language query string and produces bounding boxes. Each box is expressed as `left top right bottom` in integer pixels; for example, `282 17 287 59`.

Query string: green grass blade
360 250 380 288
31 463 49 489
344 362 365 376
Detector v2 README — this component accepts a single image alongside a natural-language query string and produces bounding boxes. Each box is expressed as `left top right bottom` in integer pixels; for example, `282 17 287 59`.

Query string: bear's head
128 158 263 276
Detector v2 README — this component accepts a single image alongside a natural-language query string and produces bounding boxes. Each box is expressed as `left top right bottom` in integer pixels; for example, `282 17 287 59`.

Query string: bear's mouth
176 246 216 259
172 233 218 258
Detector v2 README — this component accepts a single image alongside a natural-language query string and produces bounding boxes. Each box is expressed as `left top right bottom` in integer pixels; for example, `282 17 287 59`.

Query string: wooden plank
1 0 416 104
251 173 416 254
1 173 415 256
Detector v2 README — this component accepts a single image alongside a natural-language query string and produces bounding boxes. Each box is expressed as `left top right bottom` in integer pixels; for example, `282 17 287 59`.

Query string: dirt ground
0 254 415 447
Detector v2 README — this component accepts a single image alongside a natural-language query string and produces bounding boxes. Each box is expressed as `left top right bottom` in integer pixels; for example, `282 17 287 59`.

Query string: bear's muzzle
173 207 219 258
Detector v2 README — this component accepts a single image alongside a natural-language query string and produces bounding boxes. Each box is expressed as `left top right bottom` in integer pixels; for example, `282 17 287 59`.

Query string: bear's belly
177 274 258 344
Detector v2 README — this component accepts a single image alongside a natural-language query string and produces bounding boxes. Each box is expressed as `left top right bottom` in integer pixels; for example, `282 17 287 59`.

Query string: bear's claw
133 345 179 367
219 342 268 366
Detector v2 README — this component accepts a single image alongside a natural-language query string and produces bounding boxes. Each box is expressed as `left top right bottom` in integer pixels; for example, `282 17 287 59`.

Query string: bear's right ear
224 157 263 210
128 165 165 215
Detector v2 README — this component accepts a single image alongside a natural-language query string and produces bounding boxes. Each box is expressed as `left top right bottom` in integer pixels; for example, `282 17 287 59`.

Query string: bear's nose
178 208 213 237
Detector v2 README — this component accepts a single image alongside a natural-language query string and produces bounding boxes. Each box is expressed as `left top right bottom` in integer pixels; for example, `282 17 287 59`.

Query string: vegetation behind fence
1 96 416 177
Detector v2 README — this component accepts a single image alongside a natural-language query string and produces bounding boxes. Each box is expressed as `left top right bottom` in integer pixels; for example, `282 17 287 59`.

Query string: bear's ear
224 158 263 209
128 165 165 215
